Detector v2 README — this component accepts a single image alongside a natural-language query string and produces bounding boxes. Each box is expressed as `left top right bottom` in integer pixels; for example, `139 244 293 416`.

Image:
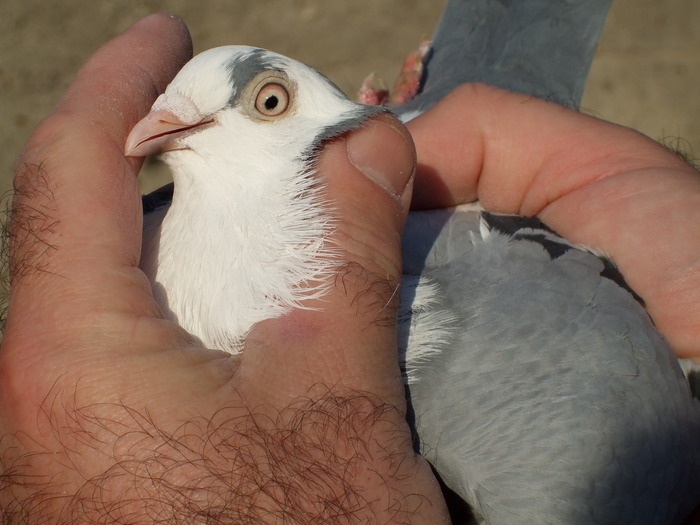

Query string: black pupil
264 95 279 110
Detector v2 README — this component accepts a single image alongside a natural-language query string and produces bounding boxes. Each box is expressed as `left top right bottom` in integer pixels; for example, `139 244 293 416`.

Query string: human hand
0 13 449 524
407 83 700 361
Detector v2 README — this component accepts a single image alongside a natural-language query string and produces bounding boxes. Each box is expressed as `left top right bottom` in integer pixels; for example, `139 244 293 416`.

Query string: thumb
241 113 416 408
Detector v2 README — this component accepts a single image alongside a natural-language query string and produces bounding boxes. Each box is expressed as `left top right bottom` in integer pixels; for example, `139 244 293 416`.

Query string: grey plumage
400 207 700 523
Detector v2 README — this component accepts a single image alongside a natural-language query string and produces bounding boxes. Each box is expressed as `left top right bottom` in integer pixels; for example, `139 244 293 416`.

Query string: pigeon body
128 46 700 523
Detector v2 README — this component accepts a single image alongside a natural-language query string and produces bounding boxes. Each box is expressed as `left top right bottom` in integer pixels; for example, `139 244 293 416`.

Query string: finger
242 114 416 407
7 14 192 348
406 82 693 211
407 82 700 358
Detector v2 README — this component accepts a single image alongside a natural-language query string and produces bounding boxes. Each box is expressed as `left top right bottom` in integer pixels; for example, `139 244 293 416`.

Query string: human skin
2 11 700 525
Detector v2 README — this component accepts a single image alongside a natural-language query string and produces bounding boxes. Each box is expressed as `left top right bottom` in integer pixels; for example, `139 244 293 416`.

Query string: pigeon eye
255 83 290 117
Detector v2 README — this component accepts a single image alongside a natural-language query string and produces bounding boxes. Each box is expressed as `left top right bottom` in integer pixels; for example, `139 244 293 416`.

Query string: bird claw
357 72 390 105
356 38 431 106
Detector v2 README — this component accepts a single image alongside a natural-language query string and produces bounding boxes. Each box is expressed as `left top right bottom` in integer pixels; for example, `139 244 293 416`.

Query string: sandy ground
2 0 700 197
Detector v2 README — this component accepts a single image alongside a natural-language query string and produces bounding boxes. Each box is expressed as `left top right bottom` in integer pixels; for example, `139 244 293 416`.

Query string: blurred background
1 0 699 195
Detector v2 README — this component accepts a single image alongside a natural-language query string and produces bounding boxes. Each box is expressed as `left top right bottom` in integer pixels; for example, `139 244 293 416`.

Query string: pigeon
125 2 700 524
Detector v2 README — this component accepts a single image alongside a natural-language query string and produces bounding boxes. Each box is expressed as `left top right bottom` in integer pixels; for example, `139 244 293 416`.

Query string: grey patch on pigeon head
226 48 285 107
313 105 388 148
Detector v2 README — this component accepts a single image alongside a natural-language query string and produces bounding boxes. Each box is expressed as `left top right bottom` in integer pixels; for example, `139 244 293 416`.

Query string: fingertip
124 12 193 65
58 11 193 134
346 112 416 213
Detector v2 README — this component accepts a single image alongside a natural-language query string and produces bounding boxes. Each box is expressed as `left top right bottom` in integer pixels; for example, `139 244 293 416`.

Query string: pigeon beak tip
125 107 213 158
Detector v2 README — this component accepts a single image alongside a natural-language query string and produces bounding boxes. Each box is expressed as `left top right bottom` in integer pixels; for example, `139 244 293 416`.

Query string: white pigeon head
126 46 385 353
126 46 383 161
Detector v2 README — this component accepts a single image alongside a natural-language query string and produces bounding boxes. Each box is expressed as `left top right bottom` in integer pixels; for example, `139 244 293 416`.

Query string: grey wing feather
396 0 612 123
400 206 700 524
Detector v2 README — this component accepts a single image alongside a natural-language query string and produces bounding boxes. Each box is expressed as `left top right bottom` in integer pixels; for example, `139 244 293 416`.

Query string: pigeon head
127 46 385 352
126 45 382 168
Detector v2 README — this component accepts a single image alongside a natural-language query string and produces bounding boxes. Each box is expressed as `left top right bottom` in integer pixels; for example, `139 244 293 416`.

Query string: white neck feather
140 147 335 353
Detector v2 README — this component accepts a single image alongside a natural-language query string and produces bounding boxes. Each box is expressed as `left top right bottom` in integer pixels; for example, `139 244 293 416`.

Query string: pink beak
125 109 213 157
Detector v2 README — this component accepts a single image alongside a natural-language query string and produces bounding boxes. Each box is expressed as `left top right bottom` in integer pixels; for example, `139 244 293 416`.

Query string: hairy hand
0 14 448 524
408 83 700 360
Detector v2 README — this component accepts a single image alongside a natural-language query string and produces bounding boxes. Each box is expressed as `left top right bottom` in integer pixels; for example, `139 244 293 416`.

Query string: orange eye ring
254 82 290 117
